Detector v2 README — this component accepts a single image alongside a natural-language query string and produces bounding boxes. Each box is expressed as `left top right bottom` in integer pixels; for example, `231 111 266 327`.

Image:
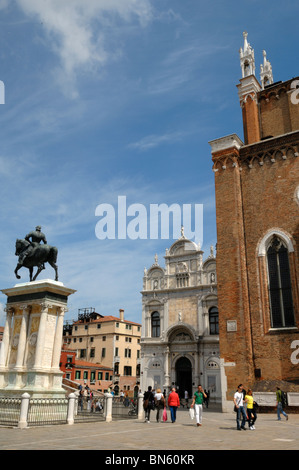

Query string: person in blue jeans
167 387 180 423
234 384 247 430
276 387 288 421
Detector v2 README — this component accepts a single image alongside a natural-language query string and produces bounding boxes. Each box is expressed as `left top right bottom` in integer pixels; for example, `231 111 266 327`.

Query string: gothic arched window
151 311 160 338
209 307 219 335
267 236 295 328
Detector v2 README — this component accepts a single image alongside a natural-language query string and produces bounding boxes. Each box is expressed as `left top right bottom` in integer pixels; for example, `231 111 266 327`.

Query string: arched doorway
175 357 192 399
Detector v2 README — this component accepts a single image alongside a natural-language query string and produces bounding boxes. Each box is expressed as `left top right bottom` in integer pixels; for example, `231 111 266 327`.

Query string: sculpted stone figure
19 226 47 266
25 225 47 244
15 225 58 282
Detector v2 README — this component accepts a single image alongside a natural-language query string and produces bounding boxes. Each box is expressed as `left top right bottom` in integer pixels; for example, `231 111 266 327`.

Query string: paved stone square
0 405 298 452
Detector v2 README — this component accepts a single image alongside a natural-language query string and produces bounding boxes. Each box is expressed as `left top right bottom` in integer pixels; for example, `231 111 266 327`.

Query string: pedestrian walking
234 384 247 430
168 387 180 423
184 390 189 408
191 385 207 427
78 389 84 412
245 389 257 430
124 391 130 407
276 387 288 421
143 386 155 423
154 388 165 422
204 389 210 408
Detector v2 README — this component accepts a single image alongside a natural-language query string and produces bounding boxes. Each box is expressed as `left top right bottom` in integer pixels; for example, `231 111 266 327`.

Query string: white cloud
147 41 229 95
15 0 153 96
0 0 8 9
128 130 190 151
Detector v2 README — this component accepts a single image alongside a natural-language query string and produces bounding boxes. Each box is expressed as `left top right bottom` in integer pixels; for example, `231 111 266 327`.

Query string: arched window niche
258 230 297 330
151 311 160 338
209 306 219 335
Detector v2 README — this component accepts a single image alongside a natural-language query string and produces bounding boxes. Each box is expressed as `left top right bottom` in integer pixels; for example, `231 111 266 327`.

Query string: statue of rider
18 225 47 266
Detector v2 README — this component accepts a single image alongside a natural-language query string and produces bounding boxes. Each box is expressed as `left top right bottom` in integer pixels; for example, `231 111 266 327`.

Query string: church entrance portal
175 357 192 399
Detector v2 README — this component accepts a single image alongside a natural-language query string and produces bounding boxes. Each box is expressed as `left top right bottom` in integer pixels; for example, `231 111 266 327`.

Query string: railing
27 398 68 426
0 393 143 428
111 396 138 419
75 395 105 422
0 397 22 427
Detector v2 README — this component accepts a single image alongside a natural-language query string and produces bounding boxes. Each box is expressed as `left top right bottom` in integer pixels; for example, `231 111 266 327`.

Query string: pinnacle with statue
15 225 58 282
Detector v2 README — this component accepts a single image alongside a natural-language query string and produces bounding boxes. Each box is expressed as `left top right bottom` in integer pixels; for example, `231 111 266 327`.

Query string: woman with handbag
154 388 165 422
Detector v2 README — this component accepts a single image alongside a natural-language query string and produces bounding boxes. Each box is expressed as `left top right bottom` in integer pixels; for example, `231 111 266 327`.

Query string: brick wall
242 94 260 144
239 153 299 382
213 158 254 398
210 76 299 405
258 77 299 139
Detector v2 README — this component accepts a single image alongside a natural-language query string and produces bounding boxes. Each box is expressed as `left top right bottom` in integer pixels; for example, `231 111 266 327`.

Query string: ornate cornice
240 130 299 156
257 76 298 101
212 131 299 171
239 131 299 168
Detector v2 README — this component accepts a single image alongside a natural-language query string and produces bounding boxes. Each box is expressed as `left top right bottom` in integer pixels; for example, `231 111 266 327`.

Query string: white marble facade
140 232 221 403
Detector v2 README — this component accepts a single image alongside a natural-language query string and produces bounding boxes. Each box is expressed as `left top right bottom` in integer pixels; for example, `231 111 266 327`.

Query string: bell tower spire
260 50 273 89
237 32 261 145
239 31 256 78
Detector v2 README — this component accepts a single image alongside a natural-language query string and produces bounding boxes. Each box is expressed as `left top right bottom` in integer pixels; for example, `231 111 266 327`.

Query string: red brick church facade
209 32 299 411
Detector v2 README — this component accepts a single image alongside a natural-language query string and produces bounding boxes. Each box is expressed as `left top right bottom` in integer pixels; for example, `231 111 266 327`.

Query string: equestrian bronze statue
14 226 58 282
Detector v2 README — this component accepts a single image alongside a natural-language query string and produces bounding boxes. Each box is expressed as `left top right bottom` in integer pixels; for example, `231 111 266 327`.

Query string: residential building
63 307 141 396
60 349 113 392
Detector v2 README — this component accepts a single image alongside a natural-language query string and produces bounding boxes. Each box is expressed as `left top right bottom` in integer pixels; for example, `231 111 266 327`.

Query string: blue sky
0 0 298 325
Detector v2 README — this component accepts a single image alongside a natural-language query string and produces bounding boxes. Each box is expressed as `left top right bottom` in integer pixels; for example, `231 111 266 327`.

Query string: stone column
137 392 144 420
33 302 50 370
163 347 170 390
18 392 30 429
105 392 113 422
197 297 205 336
15 305 30 370
0 307 13 368
51 306 66 370
145 313 150 337
67 392 76 425
203 311 209 336
194 350 199 391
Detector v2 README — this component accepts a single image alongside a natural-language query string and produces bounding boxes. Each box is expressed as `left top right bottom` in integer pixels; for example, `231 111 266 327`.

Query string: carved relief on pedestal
25 315 40 368
8 317 22 365
12 334 20 350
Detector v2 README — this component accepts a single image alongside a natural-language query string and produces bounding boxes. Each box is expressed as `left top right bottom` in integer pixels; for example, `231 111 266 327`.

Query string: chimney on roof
119 309 124 321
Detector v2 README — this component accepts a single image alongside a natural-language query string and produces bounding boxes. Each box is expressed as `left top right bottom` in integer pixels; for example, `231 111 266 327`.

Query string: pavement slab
0 406 298 452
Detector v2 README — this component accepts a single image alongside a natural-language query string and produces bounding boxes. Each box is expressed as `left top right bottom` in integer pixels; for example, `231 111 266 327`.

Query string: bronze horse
15 239 58 282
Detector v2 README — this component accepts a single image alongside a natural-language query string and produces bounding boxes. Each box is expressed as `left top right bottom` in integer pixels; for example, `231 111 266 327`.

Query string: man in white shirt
234 384 247 430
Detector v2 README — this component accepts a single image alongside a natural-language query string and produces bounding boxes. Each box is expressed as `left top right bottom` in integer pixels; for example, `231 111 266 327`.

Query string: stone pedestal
0 279 76 398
